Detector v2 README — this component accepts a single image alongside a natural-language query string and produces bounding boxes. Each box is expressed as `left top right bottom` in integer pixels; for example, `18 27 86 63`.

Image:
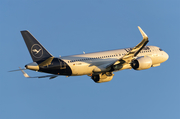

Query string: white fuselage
18 27 169 81
60 46 169 76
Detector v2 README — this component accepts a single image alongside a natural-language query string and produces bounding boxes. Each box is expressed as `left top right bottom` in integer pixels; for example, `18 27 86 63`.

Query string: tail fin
21 30 53 62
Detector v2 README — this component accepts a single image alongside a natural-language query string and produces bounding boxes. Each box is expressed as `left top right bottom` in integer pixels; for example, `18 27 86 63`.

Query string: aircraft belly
70 63 95 76
150 54 162 65
69 59 117 76
92 59 117 66
121 64 131 70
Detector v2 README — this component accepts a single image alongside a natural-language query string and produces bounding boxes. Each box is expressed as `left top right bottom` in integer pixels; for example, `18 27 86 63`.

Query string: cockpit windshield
159 48 163 51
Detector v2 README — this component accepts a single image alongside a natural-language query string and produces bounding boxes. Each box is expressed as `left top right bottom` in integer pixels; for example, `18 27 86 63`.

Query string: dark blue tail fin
21 30 53 62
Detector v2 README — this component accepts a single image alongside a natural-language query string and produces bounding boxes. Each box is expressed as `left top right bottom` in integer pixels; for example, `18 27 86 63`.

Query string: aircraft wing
19 67 58 79
106 26 149 70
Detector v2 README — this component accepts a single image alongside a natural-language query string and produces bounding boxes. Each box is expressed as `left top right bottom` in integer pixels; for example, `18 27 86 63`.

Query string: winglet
138 26 148 39
19 67 30 78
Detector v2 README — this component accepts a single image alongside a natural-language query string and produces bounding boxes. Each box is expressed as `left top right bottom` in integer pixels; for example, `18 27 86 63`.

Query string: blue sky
0 0 179 119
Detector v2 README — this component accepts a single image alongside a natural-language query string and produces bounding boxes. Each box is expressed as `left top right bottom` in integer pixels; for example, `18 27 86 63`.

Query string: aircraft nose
163 51 169 61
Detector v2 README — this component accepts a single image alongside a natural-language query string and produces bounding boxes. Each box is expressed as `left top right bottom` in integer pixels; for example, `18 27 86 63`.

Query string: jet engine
131 57 152 70
91 72 114 83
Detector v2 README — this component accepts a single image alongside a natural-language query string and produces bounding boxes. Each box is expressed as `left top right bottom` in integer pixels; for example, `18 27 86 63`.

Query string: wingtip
138 26 148 38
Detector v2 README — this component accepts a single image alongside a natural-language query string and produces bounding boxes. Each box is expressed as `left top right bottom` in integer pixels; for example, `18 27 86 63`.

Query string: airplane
11 26 169 83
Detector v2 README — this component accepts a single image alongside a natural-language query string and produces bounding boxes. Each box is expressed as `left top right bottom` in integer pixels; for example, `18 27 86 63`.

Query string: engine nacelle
131 57 152 70
91 72 114 83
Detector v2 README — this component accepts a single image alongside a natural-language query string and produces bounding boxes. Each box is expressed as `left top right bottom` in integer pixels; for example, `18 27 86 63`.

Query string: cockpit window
159 48 163 51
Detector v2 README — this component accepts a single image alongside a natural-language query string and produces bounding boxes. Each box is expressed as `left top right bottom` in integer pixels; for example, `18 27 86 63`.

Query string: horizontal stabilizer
9 68 26 72
19 67 30 78
19 67 58 79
